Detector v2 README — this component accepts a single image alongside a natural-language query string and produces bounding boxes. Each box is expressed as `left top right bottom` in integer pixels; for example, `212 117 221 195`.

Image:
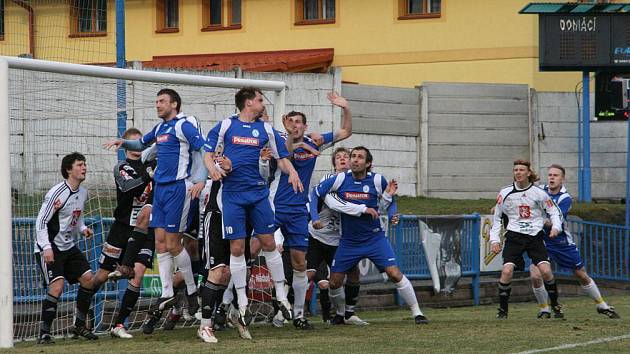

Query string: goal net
4 57 285 343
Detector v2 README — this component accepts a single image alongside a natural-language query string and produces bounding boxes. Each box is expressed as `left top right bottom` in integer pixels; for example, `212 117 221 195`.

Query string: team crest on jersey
252 129 260 137
362 185 370 193
157 134 169 143
233 136 259 146
344 192 370 200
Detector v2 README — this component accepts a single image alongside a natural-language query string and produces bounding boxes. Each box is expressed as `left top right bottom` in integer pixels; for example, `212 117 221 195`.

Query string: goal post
0 56 286 347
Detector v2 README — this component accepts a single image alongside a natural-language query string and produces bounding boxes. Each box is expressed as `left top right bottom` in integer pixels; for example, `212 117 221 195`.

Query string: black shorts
204 210 230 270
99 221 154 271
306 236 337 272
36 246 91 286
502 230 550 271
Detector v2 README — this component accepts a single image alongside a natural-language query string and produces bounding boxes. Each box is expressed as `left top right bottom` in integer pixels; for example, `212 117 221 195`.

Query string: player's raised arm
328 92 352 143
324 192 366 217
542 195 563 238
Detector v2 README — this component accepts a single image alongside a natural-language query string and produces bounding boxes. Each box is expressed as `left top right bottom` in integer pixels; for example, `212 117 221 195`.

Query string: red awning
143 48 334 73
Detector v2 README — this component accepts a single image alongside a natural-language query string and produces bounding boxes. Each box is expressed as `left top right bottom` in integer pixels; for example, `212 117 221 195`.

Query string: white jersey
489 182 562 244
35 181 89 252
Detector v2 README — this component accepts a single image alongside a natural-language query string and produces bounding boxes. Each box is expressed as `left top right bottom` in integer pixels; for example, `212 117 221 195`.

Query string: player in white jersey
529 164 620 319
490 159 563 319
35 153 97 344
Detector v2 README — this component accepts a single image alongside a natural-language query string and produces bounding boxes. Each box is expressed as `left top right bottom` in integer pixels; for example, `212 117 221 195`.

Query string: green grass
397 196 627 225
8 295 630 354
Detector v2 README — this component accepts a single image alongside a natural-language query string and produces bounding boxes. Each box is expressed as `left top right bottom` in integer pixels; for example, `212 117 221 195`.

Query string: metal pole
582 71 592 202
577 93 583 202
0 58 14 348
116 0 127 161
626 108 630 227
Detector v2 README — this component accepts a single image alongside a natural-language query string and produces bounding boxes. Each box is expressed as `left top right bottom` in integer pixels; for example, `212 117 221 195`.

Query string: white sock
329 286 346 316
200 318 212 328
396 276 422 317
157 252 174 298
263 249 288 302
174 248 197 295
532 285 550 312
292 270 308 318
222 279 234 306
582 280 609 309
230 255 249 309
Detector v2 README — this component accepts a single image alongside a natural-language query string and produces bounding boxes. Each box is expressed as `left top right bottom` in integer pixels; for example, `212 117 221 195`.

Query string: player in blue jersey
104 89 205 318
271 92 353 329
529 164 620 319
203 87 303 336
310 146 428 325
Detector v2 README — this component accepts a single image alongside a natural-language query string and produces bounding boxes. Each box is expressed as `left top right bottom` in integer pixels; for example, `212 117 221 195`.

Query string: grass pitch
8 295 629 354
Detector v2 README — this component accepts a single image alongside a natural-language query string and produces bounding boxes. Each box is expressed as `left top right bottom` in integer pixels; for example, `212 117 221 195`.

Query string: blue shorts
331 234 397 273
150 180 192 233
275 207 309 251
221 189 276 240
547 242 584 271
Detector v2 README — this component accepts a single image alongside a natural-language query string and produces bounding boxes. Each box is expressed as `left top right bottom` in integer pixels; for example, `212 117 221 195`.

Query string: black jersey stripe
38 183 69 230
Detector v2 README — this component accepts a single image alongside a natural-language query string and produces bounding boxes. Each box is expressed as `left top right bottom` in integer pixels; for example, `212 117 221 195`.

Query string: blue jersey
140 113 205 184
310 171 394 244
542 185 573 245
204 114 290 192
272 132 334 207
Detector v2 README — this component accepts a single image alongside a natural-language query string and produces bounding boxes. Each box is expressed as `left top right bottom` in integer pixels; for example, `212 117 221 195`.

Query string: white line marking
512 333 630 354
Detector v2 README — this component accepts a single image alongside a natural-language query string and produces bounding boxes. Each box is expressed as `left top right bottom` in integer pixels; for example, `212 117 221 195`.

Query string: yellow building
0 0 613 91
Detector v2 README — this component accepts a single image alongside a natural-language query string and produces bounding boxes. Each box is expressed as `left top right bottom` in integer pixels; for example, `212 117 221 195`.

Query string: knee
500 266 514 281
318 280 329 290
329 277 342 290
48 280 64 297
385 267 403 283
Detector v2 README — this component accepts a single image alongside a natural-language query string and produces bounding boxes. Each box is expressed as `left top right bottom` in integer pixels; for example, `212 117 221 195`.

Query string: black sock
121 228 147 268
544 279 559 307
75 286 95 328
115 284 140 325
40 293 58 334
319 288 331 321
344 282 360 319
498 282 512 312
201 281 227 320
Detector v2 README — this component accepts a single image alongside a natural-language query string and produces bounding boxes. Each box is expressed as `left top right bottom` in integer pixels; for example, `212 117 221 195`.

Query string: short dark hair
286 111 307 125
61 152 86 179
350 146 373 171
235 87 262 111
331 147 350 169
549 164 566 176
122 127 142 139
157 88 181 112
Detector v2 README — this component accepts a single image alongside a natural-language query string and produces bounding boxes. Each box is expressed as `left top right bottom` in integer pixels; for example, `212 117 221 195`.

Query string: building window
398 0 441 20
70 0 107 37
202 0 242 31
157 0 179 33
295 0 336 25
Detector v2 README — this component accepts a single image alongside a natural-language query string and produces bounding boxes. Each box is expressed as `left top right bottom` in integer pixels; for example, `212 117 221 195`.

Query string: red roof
143 48 334 73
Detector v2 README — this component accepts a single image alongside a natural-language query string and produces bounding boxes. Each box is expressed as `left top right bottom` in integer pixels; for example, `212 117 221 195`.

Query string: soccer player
310 146 428 325
271 92 353 329
490 159 563 319
203 86 303 336
529 164 620 319
91 128 156 339
35 152 97 344
104 89 205 317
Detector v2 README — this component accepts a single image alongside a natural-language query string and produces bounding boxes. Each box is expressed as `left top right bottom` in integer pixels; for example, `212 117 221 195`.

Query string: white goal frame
0 56 287 348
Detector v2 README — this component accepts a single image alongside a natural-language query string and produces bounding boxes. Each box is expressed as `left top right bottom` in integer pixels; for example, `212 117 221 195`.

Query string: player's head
123 127 143 159
61 152 87 182
156 88 181 119
332 147 350 172
284 111 307 138
513 159 538 184
235 87 264 115
547 164 565 190
350 146 373 174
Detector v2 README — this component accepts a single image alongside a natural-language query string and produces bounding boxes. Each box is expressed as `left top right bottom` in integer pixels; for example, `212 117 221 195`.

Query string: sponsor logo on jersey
496 194 503 205
157 134 169 143
293 151 313 161
545 199 554 208
344 192 370 200
232 136 260 146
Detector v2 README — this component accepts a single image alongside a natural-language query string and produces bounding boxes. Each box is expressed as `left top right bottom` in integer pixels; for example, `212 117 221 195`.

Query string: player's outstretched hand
288 171 304 193
296 142 320 156
385 179 398 196
209 165 227 182
549 228 560 238
43 249 55 264
103 139 124 150
217 155 233 172
83 228 94 239
312 220 324 230
190 181 205 199
491 242 501 254
327 91 349 109
260 147 273 161
308 132 325 146
364 207 379 220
